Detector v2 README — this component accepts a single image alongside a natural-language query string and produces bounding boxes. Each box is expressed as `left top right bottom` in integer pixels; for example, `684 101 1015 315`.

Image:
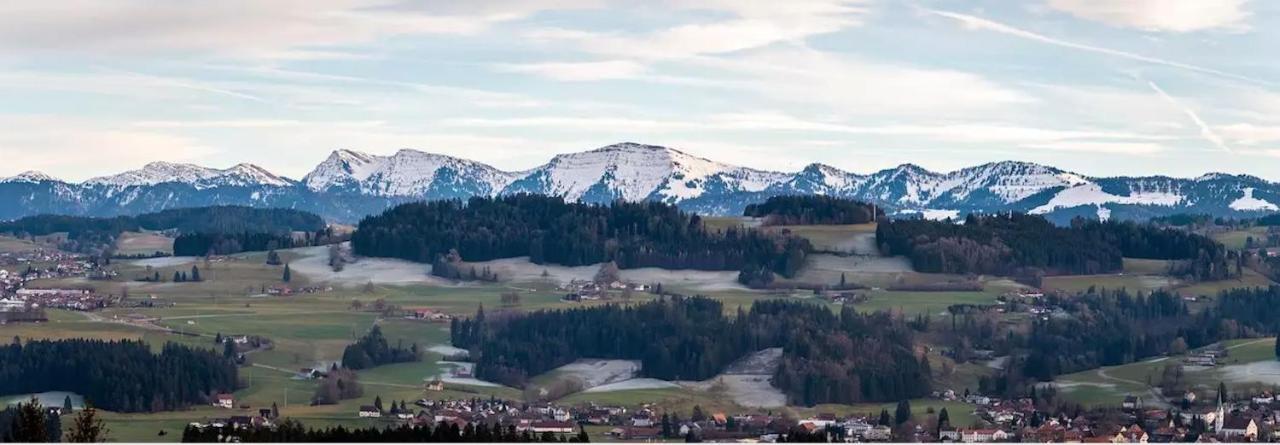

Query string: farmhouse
358 405 382 418
212 394 234 409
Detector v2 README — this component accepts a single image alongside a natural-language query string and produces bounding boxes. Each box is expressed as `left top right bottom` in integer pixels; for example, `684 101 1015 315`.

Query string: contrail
1143 78 1231 153
925 9 1273 88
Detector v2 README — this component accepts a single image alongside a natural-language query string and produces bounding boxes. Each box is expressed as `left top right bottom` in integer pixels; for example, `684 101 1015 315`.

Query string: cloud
1046 0 1251 32
1217 123 1280 145
441 111 1176 146
0 116 217 181
495 60 647 81
1143 80 1231 152
925 8 1271 86
525 0 870 60
686 48 1034 117
0 0 595 59
1020 141 1165 154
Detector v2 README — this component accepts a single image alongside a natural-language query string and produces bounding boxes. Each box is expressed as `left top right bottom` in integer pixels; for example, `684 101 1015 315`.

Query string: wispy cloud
494 60 647 81
1045 0 1252 32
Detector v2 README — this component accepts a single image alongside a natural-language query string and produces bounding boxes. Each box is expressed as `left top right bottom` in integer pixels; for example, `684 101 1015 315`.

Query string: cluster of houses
1184 347 1228 367
559 279 650 301
343 396 899 442
405 307 453 322
10 287 118 311
263 284 332 297
193 394 279 431
918 387 1280 443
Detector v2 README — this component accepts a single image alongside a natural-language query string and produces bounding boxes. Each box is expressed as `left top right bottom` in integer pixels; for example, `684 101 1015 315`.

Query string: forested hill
351 195 811 277
453 296 930 405
743 195 883 225
876 213 1234 280
0 205 324 236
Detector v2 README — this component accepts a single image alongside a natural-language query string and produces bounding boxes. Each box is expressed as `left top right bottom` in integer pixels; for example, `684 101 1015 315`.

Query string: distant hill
0 205 327 256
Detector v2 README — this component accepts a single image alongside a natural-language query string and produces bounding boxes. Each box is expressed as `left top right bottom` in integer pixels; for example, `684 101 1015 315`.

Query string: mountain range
3 142 1278 223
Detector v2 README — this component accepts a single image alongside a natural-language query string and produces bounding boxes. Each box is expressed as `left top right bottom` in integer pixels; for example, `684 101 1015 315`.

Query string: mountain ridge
2 142 1278 223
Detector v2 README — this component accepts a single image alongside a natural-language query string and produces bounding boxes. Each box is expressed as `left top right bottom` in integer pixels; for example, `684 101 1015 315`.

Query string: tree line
0 339 238 413
352 195 811 278
876 213 1233 281
452 296 929 404
743 195 883 225
182 419 589 443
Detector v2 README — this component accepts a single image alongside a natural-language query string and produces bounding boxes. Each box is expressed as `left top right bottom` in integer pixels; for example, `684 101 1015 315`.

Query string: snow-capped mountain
303 149 514 198
503 143 788 204
85 161 293 190
2 142 1279 223
1 171 60 184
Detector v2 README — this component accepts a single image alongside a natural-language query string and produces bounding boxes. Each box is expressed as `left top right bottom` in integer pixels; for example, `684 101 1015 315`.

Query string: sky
1 0 1279 182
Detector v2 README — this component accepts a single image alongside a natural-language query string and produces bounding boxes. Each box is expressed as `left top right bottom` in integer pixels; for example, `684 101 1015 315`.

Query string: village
184 365 1280 444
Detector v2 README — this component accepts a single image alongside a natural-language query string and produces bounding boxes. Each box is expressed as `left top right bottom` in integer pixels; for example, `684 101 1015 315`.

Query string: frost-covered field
435 361 502 387
468 256 748 291
549 359 642 389
288 245 452 287
679 348 787 408
130 256 199 268
428 344 469 358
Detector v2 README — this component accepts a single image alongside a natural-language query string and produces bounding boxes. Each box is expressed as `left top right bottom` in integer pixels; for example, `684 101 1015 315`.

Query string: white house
212 394 234 409
358 405 382 418
960 429 1008 443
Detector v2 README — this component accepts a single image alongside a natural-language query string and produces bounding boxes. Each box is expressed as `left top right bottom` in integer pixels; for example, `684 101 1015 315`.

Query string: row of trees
173 232 306 256
452 296 929 404
0 339 238 413
876 213 1233 280
352 195 812 279
743 195 883 226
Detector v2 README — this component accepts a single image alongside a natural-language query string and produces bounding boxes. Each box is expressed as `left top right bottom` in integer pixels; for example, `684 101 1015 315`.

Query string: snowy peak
510 142 787 202
86 161 221 187
85 161 292 189
302 148 514 197
221 163 293 187
1 171 59 183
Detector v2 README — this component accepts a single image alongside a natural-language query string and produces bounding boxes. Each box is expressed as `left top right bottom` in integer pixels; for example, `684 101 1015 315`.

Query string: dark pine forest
451 297 930 405
876 213 1233 280
743 195 883 225
0 339 238 413
352 195 812 278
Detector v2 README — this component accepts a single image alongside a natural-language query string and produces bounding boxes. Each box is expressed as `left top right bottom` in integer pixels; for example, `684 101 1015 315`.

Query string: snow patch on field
435 361 502 387
584 378 679 393
921 209 960 220
288 245 452 287
468 256 747 291
130 256 198 268
678 348 786 408
551 359 642 389
1230 188 1278 211
428 345 469 358
1030 183 1182 215
1218 361 1280 386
